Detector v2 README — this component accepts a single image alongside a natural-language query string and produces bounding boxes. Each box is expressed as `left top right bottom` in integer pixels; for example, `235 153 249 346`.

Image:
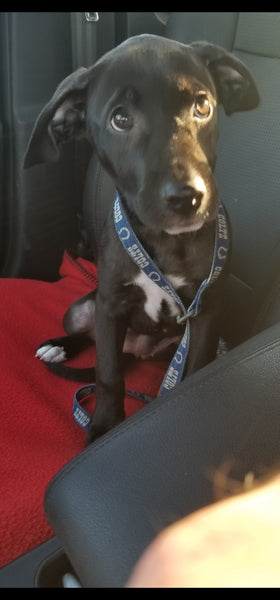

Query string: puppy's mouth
163 199 217 234
134 201 217 235
164 213 206 235
150 194 218 235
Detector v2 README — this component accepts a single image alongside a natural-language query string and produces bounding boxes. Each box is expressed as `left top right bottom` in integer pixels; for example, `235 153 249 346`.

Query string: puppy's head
23 34 259 234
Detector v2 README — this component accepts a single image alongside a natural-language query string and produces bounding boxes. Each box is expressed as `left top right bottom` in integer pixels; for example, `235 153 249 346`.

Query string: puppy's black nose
162 182 203 213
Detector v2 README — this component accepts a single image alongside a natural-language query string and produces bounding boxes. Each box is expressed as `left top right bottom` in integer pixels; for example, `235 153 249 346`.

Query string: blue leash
73 193 229 431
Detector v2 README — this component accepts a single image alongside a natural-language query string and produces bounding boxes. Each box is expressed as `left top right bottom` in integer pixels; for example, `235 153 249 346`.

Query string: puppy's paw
36 344 67 363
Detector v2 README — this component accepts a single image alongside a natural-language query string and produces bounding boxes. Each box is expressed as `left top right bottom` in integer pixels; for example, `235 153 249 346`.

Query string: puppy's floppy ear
23 66 96 168
190 41 259 115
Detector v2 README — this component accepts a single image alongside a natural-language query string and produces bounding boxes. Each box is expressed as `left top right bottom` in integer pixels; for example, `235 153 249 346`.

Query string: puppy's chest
133 271 187 323
111 227 214 330
120 265 203 333
128 238 213 327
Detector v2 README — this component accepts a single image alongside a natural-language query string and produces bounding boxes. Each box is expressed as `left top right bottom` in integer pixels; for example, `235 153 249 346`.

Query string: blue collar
73 193 229 431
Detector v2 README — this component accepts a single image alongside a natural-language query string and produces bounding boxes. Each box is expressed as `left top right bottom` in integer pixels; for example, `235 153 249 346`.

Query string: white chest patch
133 271 182 322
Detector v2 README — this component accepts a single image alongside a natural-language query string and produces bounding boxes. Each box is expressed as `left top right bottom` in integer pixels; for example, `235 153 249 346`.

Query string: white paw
35 344 67 363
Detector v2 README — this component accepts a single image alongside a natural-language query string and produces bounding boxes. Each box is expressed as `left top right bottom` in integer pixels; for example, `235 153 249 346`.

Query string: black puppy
24 35 259 444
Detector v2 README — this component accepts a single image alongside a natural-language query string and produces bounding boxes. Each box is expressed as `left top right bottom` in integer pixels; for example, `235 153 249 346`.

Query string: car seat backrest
215 13 280 345
166 11 238 48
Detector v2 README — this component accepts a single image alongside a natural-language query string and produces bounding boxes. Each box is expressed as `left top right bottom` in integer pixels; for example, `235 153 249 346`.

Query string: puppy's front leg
85 292 127 445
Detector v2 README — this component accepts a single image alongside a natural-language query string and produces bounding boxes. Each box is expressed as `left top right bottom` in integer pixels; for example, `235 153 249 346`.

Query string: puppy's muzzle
160 175 218 234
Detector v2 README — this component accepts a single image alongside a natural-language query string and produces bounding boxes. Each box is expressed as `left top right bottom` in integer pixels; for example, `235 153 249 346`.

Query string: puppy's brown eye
193 94 212 119
110 107 134 131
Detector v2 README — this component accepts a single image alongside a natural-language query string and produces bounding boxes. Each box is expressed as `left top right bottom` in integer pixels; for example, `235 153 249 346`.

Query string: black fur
24 35 259 444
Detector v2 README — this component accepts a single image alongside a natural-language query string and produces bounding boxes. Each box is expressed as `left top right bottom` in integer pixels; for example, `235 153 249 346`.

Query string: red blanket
0 252 167 567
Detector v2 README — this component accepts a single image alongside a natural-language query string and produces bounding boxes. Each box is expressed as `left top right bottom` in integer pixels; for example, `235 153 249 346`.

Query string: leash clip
176 307 196 325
